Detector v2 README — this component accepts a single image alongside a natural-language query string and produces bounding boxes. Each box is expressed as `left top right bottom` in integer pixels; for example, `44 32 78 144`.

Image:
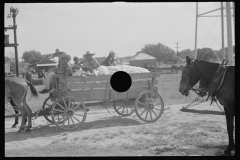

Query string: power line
174 42 180 62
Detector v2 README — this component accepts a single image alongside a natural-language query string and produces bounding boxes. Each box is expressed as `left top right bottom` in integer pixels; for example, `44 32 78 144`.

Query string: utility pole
221 2 225 60
5 6 19 77
194 2 198 59
226 2 233 66
175 42 180 63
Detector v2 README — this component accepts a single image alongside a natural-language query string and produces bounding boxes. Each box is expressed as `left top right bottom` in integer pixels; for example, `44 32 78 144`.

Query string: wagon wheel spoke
68 97 71 109
70 117 75 125
70 99 77 109
151 108 158 117
126 107 128 114
153 107 161 111
145 109 149 120
50 99 55 104
56 102 67 111
62 98 68 110
72 103 81 111
60 117 69 127
149 109 153 120
54 109 65 113
140 108 147 117
72 115 81 123
74 113 84 117
117 106 123 111
68 118 70 126
56 115 67 123
137 101 146 106
53 112 65 117
45 103 53 107
121 107 126 114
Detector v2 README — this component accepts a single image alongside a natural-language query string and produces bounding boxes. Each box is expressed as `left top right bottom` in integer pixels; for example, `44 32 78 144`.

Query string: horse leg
224 111 235 155
23 100 32 133
10 99 19 128
17 104 26 134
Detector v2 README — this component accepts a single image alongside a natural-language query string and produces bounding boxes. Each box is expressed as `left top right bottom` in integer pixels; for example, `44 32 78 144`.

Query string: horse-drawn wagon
39 72 164 131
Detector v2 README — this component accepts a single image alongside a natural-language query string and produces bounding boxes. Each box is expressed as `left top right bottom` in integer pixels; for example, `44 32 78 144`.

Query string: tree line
6 43 235 72
137 43 235 63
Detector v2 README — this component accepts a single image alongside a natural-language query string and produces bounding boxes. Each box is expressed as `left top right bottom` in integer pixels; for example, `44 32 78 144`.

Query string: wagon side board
57 72 160 101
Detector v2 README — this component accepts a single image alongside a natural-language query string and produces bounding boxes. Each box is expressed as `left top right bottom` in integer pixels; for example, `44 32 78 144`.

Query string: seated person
72 56 81 73
40 54 72 93
101 51 116 66
78 51 100 73
39 49 66 93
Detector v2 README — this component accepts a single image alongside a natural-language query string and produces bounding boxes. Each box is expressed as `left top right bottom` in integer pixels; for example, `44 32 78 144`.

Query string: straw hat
52 48 66 58
83 51 95 58
61 54 71 63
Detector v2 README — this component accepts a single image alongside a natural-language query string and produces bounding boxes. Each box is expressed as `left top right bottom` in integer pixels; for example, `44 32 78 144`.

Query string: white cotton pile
72 70 84 76
96 65 150 75
72 65 150 76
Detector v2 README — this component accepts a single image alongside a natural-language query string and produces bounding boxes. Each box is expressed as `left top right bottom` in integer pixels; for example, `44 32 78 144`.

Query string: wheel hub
67 110 73 116
149 104 154 109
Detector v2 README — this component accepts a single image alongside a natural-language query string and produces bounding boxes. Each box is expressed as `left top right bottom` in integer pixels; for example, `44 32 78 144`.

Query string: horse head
179 56 200 96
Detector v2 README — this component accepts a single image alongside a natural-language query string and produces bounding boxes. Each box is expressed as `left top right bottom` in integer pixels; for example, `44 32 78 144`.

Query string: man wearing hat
50 54 72 92
39 49 71 94
101 51 116 66
78 51 100 73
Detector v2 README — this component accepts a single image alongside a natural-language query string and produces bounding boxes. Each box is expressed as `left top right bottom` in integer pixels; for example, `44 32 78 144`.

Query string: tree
41 53 53 60
22 50 42 65
179 49 194 59
215 45 235 62
138 43 176 63
196 48 218 62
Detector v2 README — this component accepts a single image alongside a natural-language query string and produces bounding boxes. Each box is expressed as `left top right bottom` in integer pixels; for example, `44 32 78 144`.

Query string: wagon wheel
42 96 57 123
51 96 87 131
113 103 135 116
134 90 164 123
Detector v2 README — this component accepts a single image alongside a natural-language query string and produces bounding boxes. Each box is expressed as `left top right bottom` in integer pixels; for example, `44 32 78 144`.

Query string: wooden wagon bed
54 72 160 101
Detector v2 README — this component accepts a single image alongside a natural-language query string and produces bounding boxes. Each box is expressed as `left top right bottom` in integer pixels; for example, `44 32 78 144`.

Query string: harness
190 60 229 110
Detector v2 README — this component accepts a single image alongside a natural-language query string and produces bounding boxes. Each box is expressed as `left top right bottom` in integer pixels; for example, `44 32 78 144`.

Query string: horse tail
25 80 38 97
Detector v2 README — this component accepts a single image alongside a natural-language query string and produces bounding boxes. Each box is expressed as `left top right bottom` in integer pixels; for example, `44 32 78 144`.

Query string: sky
4 2 235 63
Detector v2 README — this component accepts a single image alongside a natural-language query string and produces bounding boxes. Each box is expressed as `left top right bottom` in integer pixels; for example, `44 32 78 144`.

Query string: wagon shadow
180 108 225 115
5 116 142 143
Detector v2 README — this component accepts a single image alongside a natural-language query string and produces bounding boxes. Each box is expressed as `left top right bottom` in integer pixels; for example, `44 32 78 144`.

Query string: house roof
130 53 156 61
37 59 57 65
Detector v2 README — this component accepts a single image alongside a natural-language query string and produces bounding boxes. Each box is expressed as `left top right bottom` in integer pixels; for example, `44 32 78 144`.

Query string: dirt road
5 102 234 156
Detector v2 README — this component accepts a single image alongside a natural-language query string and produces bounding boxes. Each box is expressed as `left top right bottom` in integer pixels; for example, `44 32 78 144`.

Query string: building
129 53 157 68
19 62 31 73
5 56 11 74
36 59 57 73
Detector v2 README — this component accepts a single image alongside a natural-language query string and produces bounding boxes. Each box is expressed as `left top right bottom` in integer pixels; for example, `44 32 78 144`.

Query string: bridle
183 59 206 96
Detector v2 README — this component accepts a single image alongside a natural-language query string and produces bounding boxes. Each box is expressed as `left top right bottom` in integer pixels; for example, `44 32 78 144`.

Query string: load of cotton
96 65 150 75
73 65 149 76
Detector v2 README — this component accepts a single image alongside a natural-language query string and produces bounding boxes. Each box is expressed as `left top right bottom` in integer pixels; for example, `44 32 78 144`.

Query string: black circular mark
110 71 132 92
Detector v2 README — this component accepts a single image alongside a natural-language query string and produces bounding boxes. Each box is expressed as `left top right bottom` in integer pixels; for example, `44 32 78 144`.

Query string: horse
5 76 38 133
179 56 235 156
5 74 27 128
9 98 27 128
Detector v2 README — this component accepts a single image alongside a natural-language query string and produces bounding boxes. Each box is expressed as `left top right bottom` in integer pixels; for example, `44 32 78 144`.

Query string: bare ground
5 102 234 157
